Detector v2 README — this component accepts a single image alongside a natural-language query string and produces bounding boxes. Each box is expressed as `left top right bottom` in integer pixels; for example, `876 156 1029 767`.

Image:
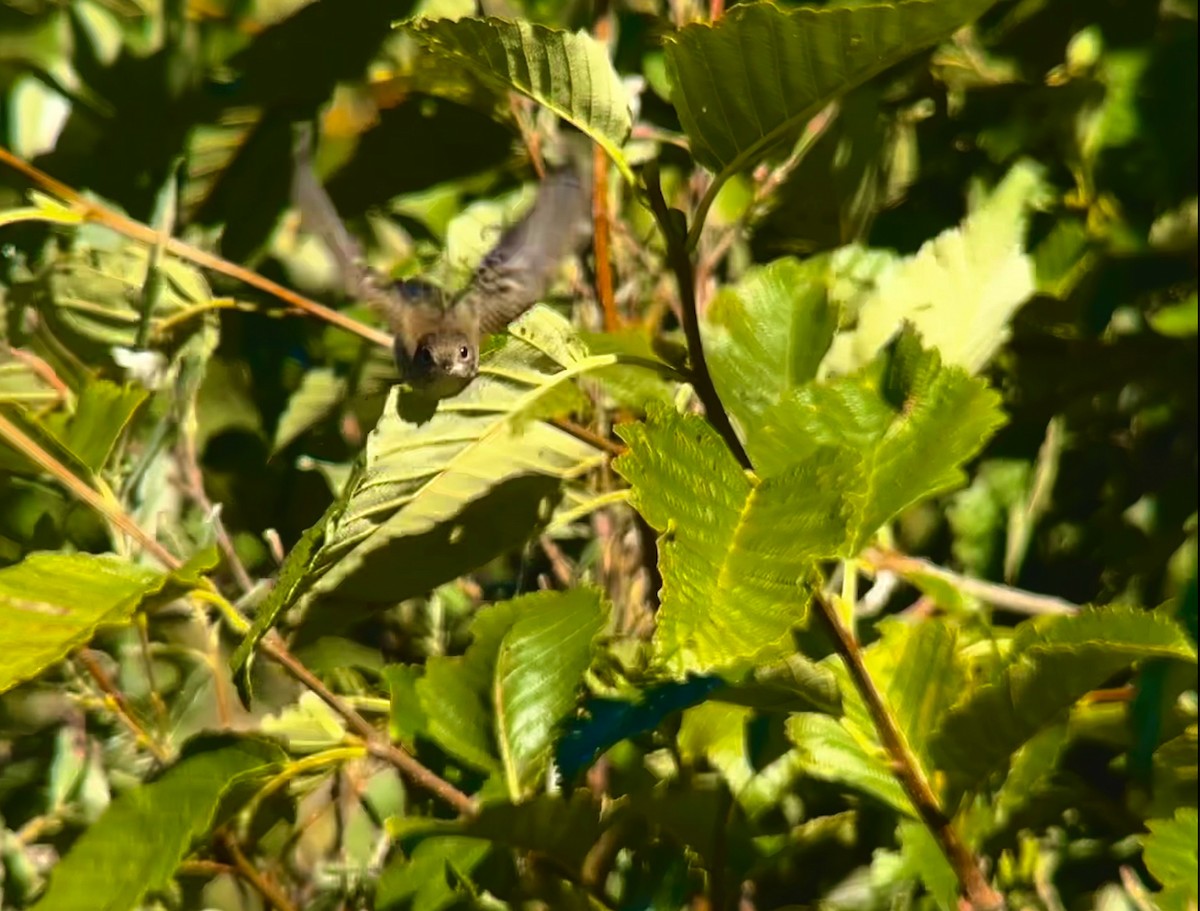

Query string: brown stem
812 593 1005 911
215 831 299 911
2 399 476 816
77 650 172 763
592 141 619 332
642 163 750 469
258 632 477 816
178 432 256 594
0 145 389 348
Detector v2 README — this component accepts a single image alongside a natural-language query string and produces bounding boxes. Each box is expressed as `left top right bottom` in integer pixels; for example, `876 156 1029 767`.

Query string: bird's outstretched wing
451 165 592 335
290 122 436 336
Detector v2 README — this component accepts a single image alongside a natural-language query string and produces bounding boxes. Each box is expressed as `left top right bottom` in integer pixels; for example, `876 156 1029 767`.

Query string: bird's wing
450 165 592 335
290 122 419 336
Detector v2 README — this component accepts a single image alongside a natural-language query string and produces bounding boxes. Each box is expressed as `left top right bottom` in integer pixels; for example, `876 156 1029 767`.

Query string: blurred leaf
25 244 214 362
416 588 606 797
260 691 347 753
1148 292 1198 338
0 549 214 695
0 348 62 408
271 367 347 454
304 308 607 606
932 606 1198 791
1142 808 1198 911
461 791 605 872
29 736 283 911
385 663 429 748
403 17 633 177
56 379 147 473
824 160 1047 375
664 0 998 181
898 819 959 911
376 836 490 911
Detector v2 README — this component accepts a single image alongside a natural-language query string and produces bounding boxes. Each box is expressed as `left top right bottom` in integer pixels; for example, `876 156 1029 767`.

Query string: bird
290 122 592 399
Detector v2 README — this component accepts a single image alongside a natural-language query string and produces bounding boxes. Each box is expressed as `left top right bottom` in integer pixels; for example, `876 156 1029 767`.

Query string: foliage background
0 0 1196 910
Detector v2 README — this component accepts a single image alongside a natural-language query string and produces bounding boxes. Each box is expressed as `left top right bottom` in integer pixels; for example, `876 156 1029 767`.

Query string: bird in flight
291 123 592 399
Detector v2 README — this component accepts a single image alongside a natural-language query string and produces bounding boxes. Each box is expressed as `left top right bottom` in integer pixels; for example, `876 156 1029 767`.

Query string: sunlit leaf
305 307 608 606
0 549 215 695
416 588 607 798
748 331 1006 548
615 403 858 675
1142 808 1199 911
823 160 1047 375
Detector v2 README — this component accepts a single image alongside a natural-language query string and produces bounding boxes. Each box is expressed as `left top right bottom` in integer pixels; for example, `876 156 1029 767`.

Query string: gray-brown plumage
291 123 591 398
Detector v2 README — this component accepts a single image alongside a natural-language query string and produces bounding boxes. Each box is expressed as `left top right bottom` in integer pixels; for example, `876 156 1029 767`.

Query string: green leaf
271 367 347 454
1 550 214 695
931 606 1198 791
305 307 607 606
748 331 1007 550
30 736 282 911
0 348 62 408
786 712 912 815
462 792 605 873
30 243 214 359
615 403 858 675
415 588 607 798
702 256 841 439
1142 808 1198 911
402 17 633 179
376 836 490 911
898 819 959 911
664 0 998 182
787 618 964 816
385 663 429 748
823 159 1047 375
57 380 148 473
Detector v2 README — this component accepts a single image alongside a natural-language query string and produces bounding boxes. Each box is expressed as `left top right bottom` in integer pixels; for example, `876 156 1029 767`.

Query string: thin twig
77 650 172 763
0 408 178 568
811 592 1005 911
0 145 389 348
2 399 477 817
863 548 1078 616
642 163 749 468
258 632 477 816
178 432 256 594
215 830 299 911
592 137 619 332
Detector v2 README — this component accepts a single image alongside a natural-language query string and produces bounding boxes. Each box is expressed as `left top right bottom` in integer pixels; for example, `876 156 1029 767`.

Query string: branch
642 163 750 469
0 401 476 817
862 548 1078 616
77 650 172 763
811 592 1006 911
215 830 299 911
0 145 389 349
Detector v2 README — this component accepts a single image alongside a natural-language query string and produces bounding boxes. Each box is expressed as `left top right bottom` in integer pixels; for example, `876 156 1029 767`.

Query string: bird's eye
459 346 470 360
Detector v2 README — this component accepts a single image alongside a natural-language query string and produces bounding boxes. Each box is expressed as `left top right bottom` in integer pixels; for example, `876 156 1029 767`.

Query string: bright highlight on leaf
618 333 1005 676
0 550 214 696
823 159 1048 375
